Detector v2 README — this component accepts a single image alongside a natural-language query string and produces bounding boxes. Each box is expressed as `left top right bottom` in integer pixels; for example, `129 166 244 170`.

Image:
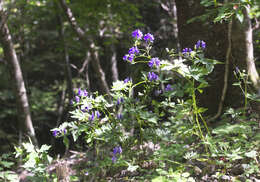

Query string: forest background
0 0 260 181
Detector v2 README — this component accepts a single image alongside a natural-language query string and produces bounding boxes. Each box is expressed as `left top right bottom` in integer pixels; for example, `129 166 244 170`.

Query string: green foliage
0 153 19 182
15 142 53 181
189 0 260 24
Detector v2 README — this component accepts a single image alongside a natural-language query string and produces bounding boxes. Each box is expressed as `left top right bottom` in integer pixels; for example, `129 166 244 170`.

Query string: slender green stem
129 80 147 98
199 113 210 135
191 80 204 141
244 75 248 116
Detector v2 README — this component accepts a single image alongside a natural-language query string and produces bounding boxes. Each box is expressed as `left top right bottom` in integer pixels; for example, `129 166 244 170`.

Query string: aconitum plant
52 28 216 179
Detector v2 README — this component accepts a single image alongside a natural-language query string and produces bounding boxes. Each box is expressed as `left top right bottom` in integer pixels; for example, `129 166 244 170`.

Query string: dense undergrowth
1 30 260 182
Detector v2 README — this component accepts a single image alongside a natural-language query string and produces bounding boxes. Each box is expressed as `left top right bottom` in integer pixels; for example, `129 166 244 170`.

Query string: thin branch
253 17 259 30
58 0 85 40
209 19 232 121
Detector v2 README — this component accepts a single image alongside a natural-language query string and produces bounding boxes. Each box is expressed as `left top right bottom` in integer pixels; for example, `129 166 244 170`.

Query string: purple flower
96 111 101 118
63 129 67 134
83 90 88 97
116 98 121 105
132 29 143 40
123 55 128 61
143 33 154 43
75 96 80 103
77 88 83 96
117 146 122 154
84 172 89 176
123 54 134 62
235 67 240 74
165 84 173 91
52 130 59 137
148 57 160 68
148 72 159 81
112 155 117 163
182 48 192 55
128 46 139 55
89 112 95 121
113 147 118 155
113 146 122 155
195 40 206 49
117 113 123 120
124 77 131 83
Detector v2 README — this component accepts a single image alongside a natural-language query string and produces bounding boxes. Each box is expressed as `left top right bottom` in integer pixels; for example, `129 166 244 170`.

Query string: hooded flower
143 33 154 43
148 72 159 81
148 57 160 68
132 29 143 40
195 40 206 49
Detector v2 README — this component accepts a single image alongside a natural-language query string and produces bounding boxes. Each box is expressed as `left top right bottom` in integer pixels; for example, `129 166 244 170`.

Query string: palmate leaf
111 80 129 91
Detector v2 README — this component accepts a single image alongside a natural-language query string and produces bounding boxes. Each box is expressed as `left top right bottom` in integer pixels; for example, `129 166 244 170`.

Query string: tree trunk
57 13 74 102
110 45 119 82
0 7 38 145
89 41 111 95
243 5 260 92
160 0 181 52
58 0 110 96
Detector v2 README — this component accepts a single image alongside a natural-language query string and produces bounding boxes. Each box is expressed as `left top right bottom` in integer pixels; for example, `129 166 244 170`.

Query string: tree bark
160 0 181 52
110 44 119 82
0 4 38 145
243 5 260 92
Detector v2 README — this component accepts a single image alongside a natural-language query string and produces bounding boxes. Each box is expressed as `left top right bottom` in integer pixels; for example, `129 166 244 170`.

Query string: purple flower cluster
148 57 160 68
116 97 124 105
182 48 192 56
182 40 206 56
165 84 173 92
88 110 101 121
148 72 158 81
143 33 154 43
74 88 88 103
52 129 66 137
123 29 155 63
123 54 134 63
195 40 206 49
112 146 122 163
132 29 143 40
128 46 140 55
124 77 131 83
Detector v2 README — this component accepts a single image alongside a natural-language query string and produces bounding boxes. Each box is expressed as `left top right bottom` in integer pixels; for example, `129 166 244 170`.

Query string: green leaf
245 150 257 158
22 143 35 153
127 164 139 172
38 145 51 153
0 161 14 168
111 80 129 91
